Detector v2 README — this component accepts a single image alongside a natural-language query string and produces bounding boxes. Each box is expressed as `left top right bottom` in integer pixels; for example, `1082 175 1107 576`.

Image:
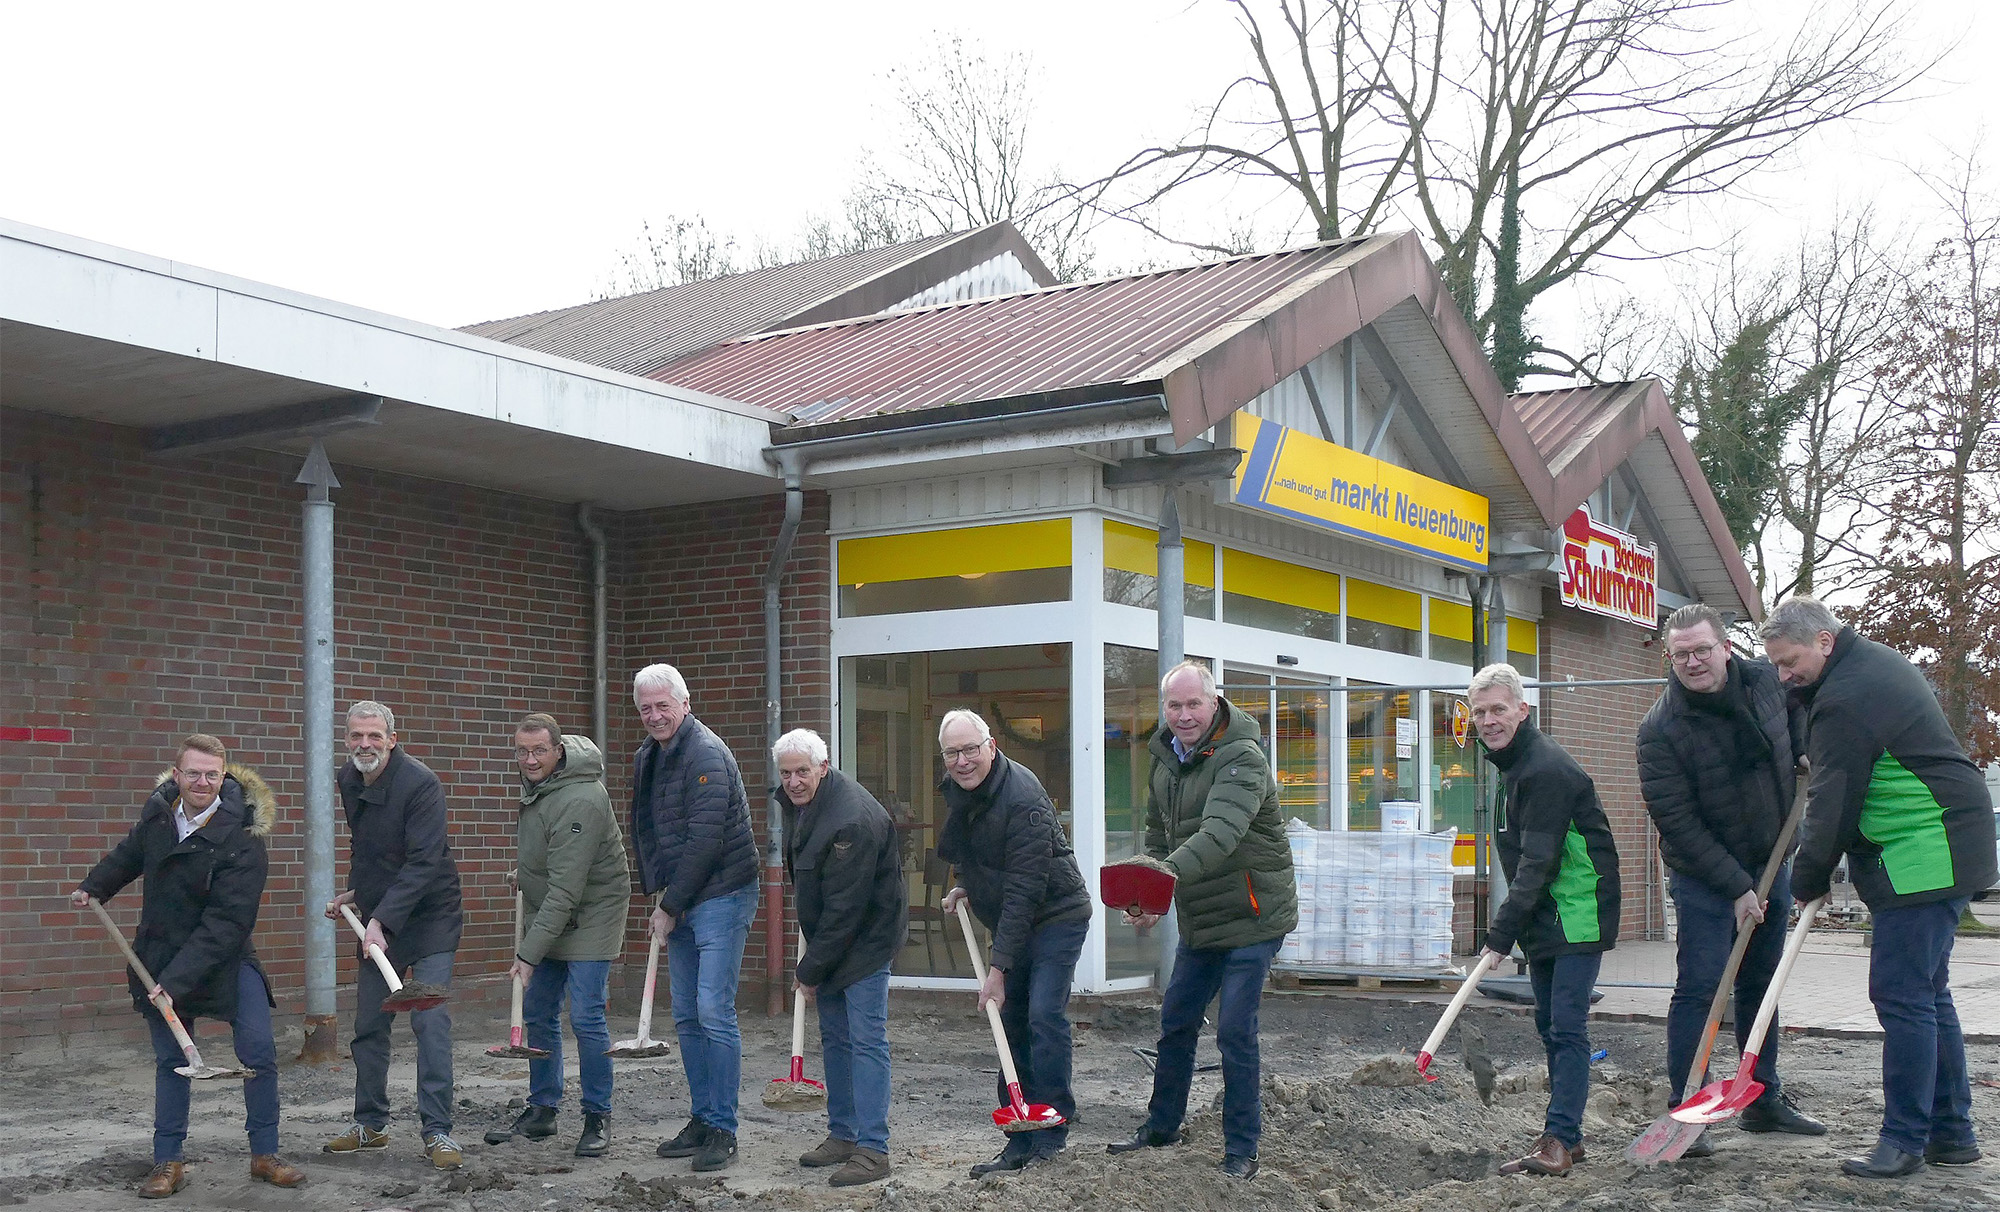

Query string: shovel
336 903 451 1013
486 892 551 1060
956 901 1063 1134
1670 894 1826 1125
606 929 673 1059
1414 950 1502 1080
762 932 828 1111
87 897 253 1080
1627 776 1810 1164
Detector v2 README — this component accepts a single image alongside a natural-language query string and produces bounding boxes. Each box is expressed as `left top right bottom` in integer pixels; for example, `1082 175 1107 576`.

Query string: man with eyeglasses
1637 604 1824 1155
323 701 465 1169
71 734 306 1199
935 709 1091 1177
486 713 630 1158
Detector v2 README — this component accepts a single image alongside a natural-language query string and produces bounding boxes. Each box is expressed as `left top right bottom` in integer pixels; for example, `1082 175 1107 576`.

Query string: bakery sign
1558 505 1658 628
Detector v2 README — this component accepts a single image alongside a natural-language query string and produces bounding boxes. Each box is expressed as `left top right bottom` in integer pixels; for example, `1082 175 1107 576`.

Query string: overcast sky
2 1 1993 334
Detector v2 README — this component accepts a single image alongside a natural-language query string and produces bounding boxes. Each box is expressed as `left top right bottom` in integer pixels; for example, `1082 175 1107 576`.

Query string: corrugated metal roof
656 239 1376 422
1511 381 1657 475
460 224 1051 378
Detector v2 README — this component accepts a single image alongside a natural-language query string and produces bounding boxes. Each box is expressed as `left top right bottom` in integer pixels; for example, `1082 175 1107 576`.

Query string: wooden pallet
1271 967 1458 992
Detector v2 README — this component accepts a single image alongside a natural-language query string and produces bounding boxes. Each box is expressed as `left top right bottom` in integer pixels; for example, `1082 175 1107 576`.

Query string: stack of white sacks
1277 810 1456 971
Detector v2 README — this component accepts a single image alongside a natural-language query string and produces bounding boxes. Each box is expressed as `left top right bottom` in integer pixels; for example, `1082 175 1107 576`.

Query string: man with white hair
324 701 465 1170
935 709 1091 1176
1762 596 1994 1178
1471 663 1621 1177
1108 660 1296 1180
776 728 906 1188
628 663 760 1172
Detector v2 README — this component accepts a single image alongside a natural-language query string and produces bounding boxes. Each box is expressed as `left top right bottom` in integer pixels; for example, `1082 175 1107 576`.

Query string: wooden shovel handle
337 903 406 992
790 932 809 1059
87 897 199 1056
955 901 1024 1090
634 930 663 1038
1739 895 1824 1061
1419 951 1501 1060
508 892 528 1033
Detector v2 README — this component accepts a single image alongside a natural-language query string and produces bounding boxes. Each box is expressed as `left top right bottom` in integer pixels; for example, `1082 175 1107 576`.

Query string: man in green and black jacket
1763 597 1995 1179
1107 660 1296 1181
1473 662 1620 1178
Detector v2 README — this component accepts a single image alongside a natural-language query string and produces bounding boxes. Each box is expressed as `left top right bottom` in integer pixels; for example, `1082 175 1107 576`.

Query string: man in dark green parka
1107 660 1295 1181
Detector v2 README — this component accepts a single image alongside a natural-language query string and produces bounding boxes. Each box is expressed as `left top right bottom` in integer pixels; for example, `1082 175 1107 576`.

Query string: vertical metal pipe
1154 489 1184 986
296 442 339 1058
576 504 608 749
761 460 805 1015
1468 575 1488 953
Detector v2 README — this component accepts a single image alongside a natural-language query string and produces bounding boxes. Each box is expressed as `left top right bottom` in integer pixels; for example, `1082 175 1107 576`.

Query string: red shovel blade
1414 1050 1438 1082
486 1025 551 1060
994 1081 1065 1133
1670 1071 1765 1125
1626 1113 1707 1165
1100 862 1176 917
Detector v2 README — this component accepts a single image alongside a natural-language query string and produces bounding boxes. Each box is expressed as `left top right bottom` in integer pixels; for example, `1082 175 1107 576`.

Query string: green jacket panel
517 735 632 965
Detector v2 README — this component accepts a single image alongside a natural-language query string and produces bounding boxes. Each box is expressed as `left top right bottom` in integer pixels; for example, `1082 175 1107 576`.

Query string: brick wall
1537 589 1670 941
0 408 829 1052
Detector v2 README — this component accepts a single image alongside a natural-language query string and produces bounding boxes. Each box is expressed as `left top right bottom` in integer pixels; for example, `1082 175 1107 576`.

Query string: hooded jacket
337 745 464 968
1637 657 1802 900
1791 627 1997 908
1145 698 1298 951
81 764 277 1022
784 767 908 994
1483 719 1622 960
629 715 758 916
517 736 631 965
937 751 1091 973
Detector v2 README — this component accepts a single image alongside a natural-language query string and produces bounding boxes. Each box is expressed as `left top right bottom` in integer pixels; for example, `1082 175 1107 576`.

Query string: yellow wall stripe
1347 578 1422 630
1221 548 1339 614
838 518 1072 586
1507 616 1538 656
1104 520 1217 586
1430 598 1473 642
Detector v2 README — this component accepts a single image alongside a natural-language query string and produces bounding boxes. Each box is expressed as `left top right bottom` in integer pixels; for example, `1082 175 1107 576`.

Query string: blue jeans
353 950 455 1136
523 957 612 1115
1529 952 1601 1149
145 961 280 1162
817 962 892 1154
1145 936 1281 1160
667 880 759 1134
1870 897 1976 1156
1666 867 1792 1104
997 916 1088 1152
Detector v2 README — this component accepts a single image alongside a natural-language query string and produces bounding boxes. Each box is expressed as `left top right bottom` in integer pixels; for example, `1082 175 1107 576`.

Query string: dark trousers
1145 936 1281 1160
144 961 280 1163
352 950 455 1137
995 916 1087 1152
1870 897 1976 1156
1666 867 1791 1104
1528 951 1600 1149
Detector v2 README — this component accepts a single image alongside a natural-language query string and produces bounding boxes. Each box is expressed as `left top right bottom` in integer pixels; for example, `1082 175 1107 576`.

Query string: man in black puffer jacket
629 663 760 1173
936 709 1092 1176
1638 604 1823 1147
778 728 907 1189
1763 597 1996 1180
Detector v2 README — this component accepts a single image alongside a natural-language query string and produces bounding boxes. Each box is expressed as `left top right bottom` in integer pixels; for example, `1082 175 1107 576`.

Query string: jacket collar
1150 698 1235 769
342 745 406 806
1480 717 1540 773
937 750 1011 807
144 777 246 844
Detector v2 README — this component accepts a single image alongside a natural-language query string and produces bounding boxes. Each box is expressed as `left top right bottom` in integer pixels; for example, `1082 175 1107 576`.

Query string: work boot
800 1135 859 1168
423 1133 464 1170
1680 1128 1716 1159
1741 1091 1826 1136
970 1136 1035 1177
1106 1126 1183 1154
1498 1135 1572 1176
1841 1141 1925 1179
138 1161 186 1199
249 1155 307 1187
486 1104 557 1145
575 1111 609 1158
323 1123 389 1152
829 1147 892 1187
1568 1141 1587 1164
691 1128 737 1172
656 1117 711 1158
1220 1154 1259 1180
1925 1141 1982 1166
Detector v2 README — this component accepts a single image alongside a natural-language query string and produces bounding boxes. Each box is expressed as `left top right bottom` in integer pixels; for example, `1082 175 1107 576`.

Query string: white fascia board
0 217 780 478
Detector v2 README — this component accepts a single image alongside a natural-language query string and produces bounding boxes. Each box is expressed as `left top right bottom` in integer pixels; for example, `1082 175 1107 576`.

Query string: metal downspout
1468 575 1489 954
576 505 609 749
762 457 806 1015
1154 489 1184 987
296 442 340 1062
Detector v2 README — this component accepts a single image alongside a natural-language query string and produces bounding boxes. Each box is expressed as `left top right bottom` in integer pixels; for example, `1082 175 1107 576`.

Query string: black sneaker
484 1104 556 1145
1925 1141 1982 1166
574 1111 608 1158
656 1118 711 1159
1220 1154 1259 1180
691 1128 737 1172
1841 1141 1924 1179
971 1138 1035 1177
1106 1126 1183 1154
1741 1092 1826 1136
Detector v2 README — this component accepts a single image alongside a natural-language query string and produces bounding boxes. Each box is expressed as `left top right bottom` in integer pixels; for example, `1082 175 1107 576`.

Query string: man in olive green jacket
485 714 630 1159
1108 661 1296 1180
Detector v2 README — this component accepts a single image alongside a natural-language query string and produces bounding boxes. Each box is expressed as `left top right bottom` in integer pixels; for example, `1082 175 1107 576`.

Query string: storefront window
1103 643 1174 980
1220 549 1339 641
837 520 1071 617
1225 667 1335 829
1431 691 1480 837
1102 520 1216 618
840 643 1072 979
1346 682 1417 829
1346 579 1420 655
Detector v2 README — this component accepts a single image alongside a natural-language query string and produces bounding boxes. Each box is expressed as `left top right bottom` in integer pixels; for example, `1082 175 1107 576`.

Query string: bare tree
1094 0 1928 387
600 214 740 296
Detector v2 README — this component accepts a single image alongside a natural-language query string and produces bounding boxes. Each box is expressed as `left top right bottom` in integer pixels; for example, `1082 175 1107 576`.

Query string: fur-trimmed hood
149 763 277 838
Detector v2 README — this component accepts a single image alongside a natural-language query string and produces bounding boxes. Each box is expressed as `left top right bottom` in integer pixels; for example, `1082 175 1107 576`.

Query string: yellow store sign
1229 414 1490 571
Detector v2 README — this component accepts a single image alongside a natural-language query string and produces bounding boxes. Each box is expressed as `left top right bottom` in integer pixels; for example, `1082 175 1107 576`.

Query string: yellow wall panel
1221 548 1339 614
1347 578 1422 630
838 518 1071 586
1104 520 1216 586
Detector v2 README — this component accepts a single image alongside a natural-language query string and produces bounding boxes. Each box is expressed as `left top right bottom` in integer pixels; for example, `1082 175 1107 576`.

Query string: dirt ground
2 988 1997 1212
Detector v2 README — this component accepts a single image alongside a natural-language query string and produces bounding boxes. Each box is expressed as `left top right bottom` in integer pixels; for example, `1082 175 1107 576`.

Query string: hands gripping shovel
955 901 1064 1134
86 897 252 1080
605 928 673 1059
762 933 828 1112
487 892 550 1060
335 902 451 1013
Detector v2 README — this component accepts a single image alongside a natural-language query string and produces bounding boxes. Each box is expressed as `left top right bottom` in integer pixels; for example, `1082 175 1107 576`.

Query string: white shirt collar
173 796 219 842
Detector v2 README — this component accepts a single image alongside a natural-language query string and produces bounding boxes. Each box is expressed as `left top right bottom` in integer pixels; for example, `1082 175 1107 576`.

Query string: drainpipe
762 454 806 1015
1468 575 1489 953
576 505 608 750
1154 489 1184 988
296 442 340 1062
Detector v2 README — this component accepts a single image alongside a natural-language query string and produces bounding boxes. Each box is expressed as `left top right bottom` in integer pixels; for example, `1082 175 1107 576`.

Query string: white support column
1069 513 1110 991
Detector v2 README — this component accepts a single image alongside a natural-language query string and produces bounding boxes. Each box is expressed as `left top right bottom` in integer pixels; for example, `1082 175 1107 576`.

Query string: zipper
1245 872 1261 915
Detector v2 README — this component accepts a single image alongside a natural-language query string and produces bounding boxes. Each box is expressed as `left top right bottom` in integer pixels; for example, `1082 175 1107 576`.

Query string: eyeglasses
178 770 223 784
940 741 988 763
1668 642 1722 666
514 746 554 761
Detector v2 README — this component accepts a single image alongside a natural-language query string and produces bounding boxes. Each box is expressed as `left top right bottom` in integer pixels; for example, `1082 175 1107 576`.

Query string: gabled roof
461 222 1053 378
1512 380 1762 620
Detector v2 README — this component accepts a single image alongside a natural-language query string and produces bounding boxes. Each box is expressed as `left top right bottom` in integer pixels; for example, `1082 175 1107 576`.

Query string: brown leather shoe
138 1161 186 1199
249 1154 306 1187
1569 1141 1586 1164
1498 1135 1572 1176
